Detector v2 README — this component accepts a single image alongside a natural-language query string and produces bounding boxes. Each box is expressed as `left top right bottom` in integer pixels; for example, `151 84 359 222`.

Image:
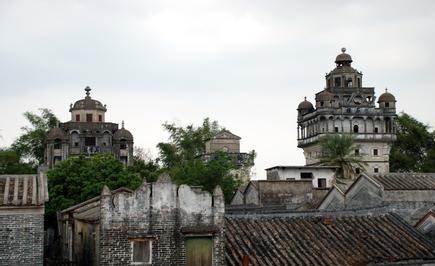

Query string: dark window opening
335 127 339 132
120 156 128 164
357 78 361 87
373 149 379 156
75 114 80 122
346 79 353 87
54 156 62 165
120 144 127 149
103 142 107 146
355 149 359 155
353 125 359 133
374 127 379 133
355 168 361 174
374 167 379 173
74 142 79 147
54 139 62 149
334 77 341 87
98 115 102 122
300 172 313 179
85 137 96 146
317 178 327 188
131 239 151 264
385 102 390 108
86 114 93 122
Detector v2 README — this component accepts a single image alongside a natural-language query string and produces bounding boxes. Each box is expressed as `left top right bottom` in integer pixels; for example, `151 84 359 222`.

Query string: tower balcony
297 133 396 147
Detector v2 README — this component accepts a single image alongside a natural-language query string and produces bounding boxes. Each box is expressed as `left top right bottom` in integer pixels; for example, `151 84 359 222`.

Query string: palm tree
318 134 366 180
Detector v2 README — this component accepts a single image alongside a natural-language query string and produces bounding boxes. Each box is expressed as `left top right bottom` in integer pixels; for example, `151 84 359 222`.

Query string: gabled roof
225 213 435 266
0 174 48 207
373 173 435 190
213 130 241 140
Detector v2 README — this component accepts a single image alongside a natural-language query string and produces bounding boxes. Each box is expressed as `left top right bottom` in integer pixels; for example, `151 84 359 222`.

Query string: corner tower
297 48 397 175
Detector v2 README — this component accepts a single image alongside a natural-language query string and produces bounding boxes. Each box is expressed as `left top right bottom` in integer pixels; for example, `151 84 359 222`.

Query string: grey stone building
59 174 225 266
46 87 134 168
297 48 397 175
0 173 49 266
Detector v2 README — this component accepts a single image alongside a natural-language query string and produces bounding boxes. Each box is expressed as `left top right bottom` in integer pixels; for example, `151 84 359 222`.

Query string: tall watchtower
297 48 397 175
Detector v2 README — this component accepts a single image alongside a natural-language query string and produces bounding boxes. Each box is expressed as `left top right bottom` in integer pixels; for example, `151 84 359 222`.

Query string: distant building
265 165 338 188
46 87 134 168
319 173 435 225
0 173 48 266
201 129 254 183
59 174 225 266
297 48 397 175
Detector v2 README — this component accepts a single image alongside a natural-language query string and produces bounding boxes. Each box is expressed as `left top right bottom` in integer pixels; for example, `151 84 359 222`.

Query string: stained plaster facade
265 165 337 188
60 174 225 266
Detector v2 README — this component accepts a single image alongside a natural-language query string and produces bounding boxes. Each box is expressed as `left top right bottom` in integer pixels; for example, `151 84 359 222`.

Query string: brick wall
0 213 44 266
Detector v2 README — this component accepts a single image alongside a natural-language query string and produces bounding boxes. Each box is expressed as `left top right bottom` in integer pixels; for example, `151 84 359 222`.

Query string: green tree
319 134 366 179
12 108 59 165
46 153 151 218
390 112 435 172
0 148 35 174
157 118 242 202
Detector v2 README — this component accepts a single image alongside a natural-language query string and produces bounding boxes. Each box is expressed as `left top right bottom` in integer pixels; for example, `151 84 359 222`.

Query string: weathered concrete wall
0 213 44 266
206 139 240 154
384 190 435 202
99 174 225 266
258 180 313 206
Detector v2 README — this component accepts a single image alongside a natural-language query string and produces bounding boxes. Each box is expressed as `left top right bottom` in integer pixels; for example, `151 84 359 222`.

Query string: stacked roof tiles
0 175 47 206
373 173 435 190
225 214 435 266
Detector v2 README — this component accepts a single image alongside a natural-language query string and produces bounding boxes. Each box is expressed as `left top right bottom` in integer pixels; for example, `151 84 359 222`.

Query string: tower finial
304 96 307 101
122 120 125 128
385 88 388 92
85 86 91 97
341 47 346 53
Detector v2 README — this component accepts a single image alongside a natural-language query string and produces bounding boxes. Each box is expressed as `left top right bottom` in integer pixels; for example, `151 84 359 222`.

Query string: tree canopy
12 108 59 165
389 112 435 172
0 148 35 174
157 118 242 202
46 153 159 218
319 134 366 179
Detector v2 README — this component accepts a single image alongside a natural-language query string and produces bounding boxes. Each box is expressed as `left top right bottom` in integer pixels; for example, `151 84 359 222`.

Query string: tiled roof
225 214 435 266
0 175 48 206
373 173 435 190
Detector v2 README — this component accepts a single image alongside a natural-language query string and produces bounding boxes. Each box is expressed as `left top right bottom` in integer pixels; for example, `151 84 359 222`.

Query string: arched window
54 139 62 149
353 125 359 133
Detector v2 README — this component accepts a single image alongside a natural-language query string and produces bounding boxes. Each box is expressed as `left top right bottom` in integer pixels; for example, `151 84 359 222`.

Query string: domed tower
297 48 397 176
45 87 134 168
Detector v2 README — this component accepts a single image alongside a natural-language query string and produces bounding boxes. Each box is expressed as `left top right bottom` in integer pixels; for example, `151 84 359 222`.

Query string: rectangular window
186 237 212 266
334 77 341 87
131 239 152 265
300 172 313 179
374 167 379 173
355 149 359 155
373 149 379 156
86 114 93 122
85 137 96 146
334 127 339 133
317 178 327 188
355 168 361 174
98 115 102 122
385 102 390 108
75 114 80 122
374 127 379 133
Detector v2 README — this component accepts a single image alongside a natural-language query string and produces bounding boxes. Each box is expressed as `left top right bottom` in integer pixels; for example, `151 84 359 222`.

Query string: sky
1 1 435 178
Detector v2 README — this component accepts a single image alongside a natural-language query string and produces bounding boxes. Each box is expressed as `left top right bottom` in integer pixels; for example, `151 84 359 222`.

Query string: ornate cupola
69 86 107 123
325 48 363 89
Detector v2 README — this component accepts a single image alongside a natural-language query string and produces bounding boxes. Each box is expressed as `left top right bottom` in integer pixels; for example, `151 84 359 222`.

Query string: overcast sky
1 1 435 178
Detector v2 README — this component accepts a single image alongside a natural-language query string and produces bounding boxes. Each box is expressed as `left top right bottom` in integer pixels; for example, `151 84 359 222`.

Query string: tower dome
113 121 133 140
70 87 107 112
297 97 314 111
378 89 396 103
335 47 353 66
